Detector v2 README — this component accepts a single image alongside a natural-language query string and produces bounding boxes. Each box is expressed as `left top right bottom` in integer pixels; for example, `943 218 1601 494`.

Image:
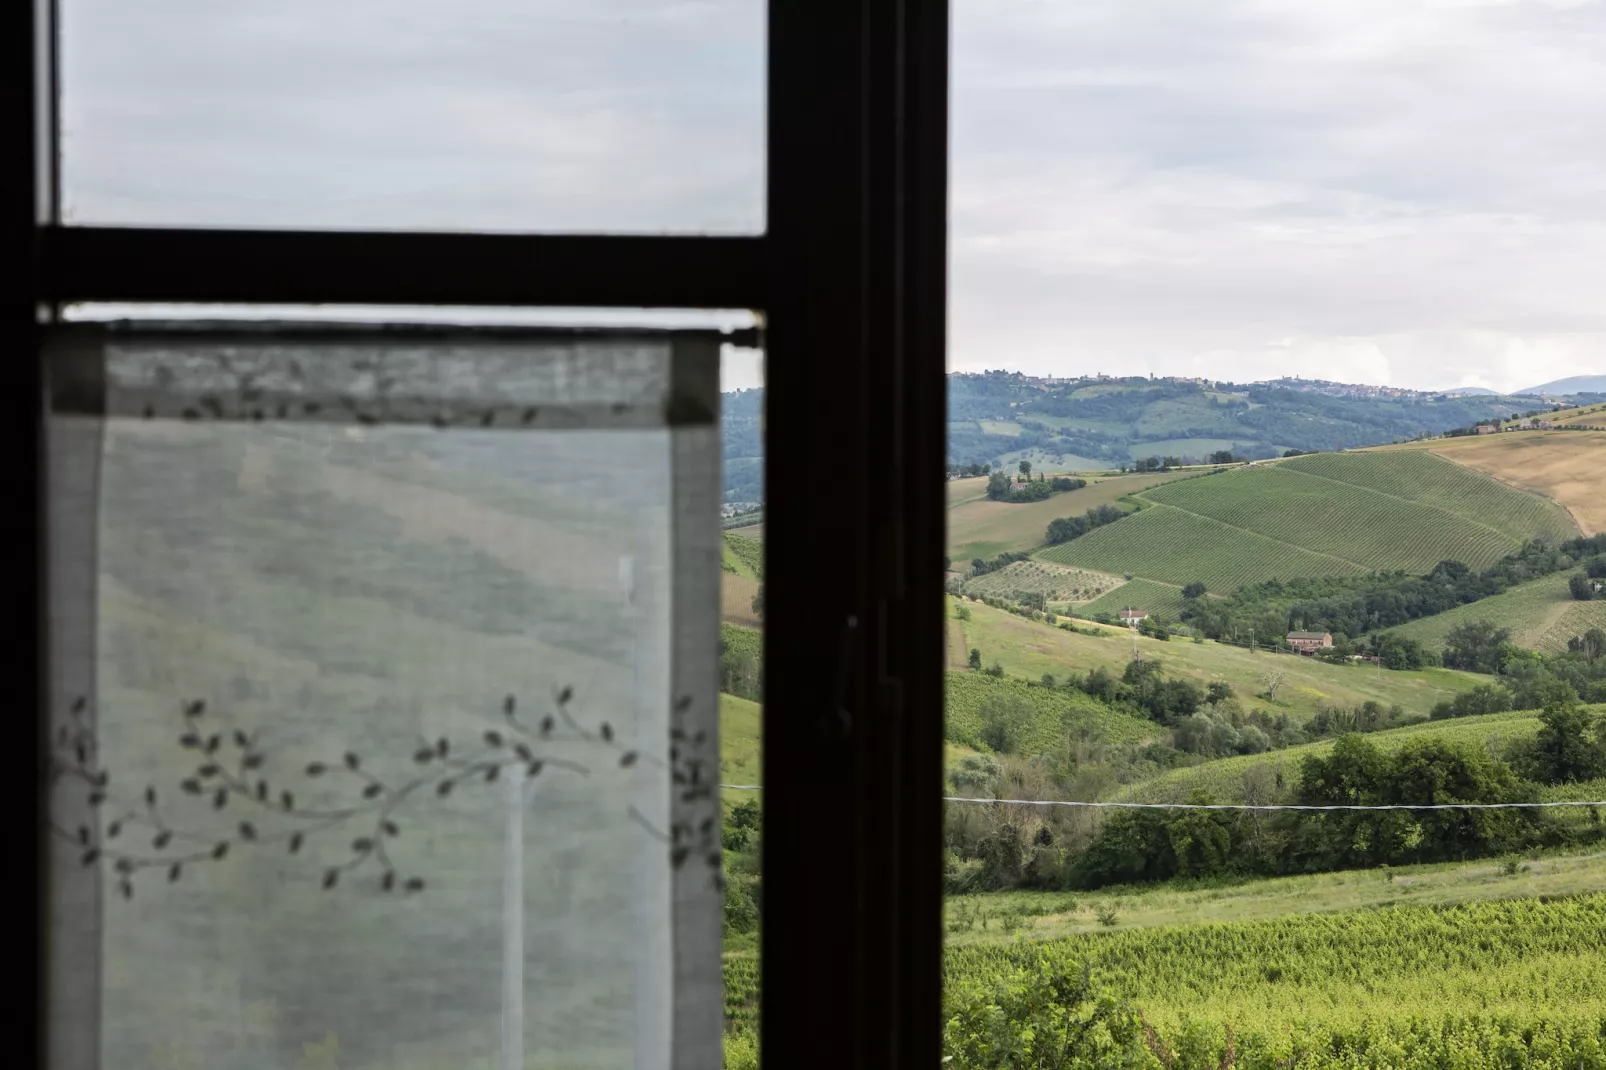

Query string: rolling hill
951 598 1482 724
946 468 1190 563
1112 707 1587 804
1040 451 1579 591
1386 571 1606 655
1375 429 1606 535
1517 374 1606 396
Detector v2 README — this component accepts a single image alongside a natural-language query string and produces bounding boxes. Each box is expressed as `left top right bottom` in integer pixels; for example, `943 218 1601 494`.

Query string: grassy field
1114 707 1559 803
961 559 1122 604
953 598 1483 724
1375 429 1606 535
947 469 1193 563
722 531 763 577
1079 577 1189 621
719 694 762 797
1388 570 1606 654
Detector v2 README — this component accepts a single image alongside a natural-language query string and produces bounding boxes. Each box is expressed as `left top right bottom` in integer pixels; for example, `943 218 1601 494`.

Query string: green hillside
946 468 1189 563
944 671 1162 751
1040 451 1579 591
1115 708 1554 803
1039 502 1368 589
1277 451 1580 544
953 597 1482 723
1079 578 1189 621
1388 570 1606 654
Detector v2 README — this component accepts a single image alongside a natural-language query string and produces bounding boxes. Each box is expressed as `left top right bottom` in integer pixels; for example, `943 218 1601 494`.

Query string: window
20 5 949 1070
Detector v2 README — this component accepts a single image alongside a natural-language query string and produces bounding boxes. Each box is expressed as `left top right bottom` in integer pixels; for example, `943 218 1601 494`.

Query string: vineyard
963 560 1122 603
725 894 1606 1069
1277 450 1580 546
1388 570 1606 654
722 531 764 578
944 894 1606 1068
1142 464 1548 574
1039 503 1367 590
1041 452 1582 593
945 671 1162 749
1079 578 1189 622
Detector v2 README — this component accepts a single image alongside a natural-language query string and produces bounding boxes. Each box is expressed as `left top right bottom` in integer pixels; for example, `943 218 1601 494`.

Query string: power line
717 785 1605 812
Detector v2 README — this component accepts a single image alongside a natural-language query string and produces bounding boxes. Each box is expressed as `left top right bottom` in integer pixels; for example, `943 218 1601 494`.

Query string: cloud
59 0 1605 391
951 0 1606 391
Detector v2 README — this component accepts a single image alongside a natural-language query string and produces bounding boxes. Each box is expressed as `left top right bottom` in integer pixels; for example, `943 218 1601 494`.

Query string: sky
61 0 1606 394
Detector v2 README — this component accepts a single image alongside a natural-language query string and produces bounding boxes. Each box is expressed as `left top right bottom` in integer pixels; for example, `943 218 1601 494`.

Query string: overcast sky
63 0 1605 393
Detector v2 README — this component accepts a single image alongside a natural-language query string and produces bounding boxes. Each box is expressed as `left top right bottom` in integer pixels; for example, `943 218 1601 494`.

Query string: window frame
12 2 948 1069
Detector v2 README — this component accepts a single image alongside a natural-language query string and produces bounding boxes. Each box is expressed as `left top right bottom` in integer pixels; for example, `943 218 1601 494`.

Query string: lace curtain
44 322 724 1070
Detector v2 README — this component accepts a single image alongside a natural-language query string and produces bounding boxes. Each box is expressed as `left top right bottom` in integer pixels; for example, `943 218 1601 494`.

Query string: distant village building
1119 609 1148 623
1287 631 1334 653
1475 424 1497 435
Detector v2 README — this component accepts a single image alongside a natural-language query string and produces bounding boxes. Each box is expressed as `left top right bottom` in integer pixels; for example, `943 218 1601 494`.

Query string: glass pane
44 321 738 1070
944 1 1606 1066
59 1 765 233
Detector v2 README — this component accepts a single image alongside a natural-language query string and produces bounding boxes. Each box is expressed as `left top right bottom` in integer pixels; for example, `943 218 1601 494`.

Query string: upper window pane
59 1 765 233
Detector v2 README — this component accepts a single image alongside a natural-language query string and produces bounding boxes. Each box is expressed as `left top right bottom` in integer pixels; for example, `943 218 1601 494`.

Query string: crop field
954 598 1483 723
1079 578 1189 621
1376 431 1606 536
940 894 1606 1068
1039 502 1368 590
962 560 1122 603
944 671 1162 749
1114 708 1556 803
947 469 1194 563
1388 570 1606 654
721 571 762 626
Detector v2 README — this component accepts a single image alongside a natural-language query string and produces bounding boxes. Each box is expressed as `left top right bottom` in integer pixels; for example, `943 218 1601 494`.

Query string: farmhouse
1287 630 1333 653
1118 609 1148 623
1475 424 1497 435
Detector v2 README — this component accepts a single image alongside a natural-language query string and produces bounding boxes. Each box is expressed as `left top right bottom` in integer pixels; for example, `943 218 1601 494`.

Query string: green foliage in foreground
726 894 1606 1069
945 672 1161 752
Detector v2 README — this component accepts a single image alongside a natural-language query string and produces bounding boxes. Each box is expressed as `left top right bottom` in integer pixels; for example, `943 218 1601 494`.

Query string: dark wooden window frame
9 3 948 1068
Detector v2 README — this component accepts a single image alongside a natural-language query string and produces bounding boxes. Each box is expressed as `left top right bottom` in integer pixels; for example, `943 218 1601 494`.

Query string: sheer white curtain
44 323 723 1070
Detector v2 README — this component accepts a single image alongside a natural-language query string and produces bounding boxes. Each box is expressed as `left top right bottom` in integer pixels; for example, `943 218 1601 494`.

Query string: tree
985 471 1013 501
1018 459 1032 478
1569 574 1597 601
1567 627 1605 664
968 647 982 670
1261 669 1287 702
750 584 764 618
1443 619 1511 673
1208 450 1235 464
1181 581 1206 600
1522 695 1606 784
